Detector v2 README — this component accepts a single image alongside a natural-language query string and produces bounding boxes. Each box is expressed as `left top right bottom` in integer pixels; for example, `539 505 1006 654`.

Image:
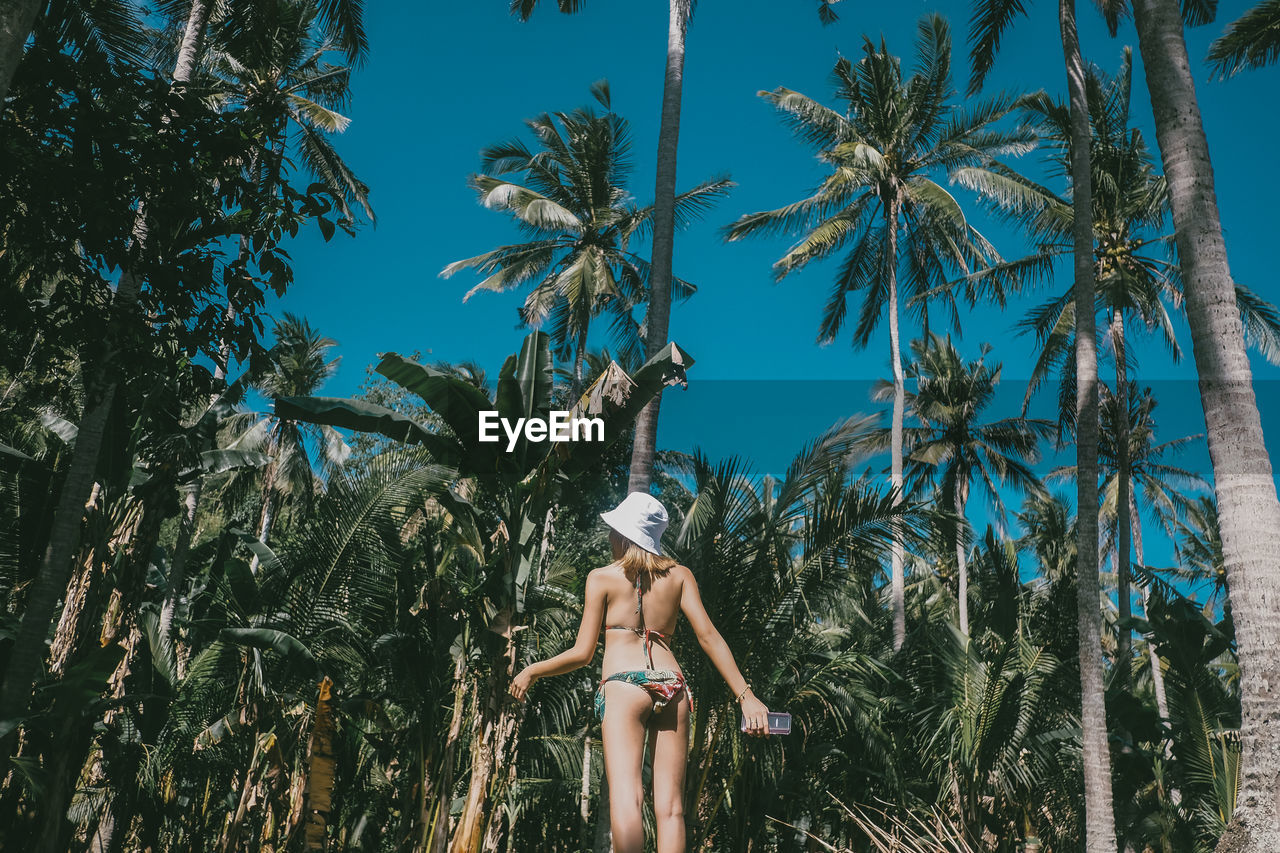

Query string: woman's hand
740 693 771 737
509 666 538 702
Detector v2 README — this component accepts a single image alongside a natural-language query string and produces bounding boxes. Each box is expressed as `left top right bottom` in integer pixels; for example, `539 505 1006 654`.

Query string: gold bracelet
736 686 751 703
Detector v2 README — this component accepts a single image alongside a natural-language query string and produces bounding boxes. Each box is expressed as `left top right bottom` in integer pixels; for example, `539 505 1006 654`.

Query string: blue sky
266 0 1280 593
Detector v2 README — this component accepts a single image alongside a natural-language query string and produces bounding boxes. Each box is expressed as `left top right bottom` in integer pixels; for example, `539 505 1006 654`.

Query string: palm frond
1207 0 1280 76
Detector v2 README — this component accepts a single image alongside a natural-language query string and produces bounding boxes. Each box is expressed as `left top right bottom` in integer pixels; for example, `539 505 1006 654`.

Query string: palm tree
876 333 1053 636
970 54 1279 542
198 0 373 380
508 1 839 496
629 0 690 497
967 0 1123 834
963 54 1170 683
201 0 373 225
157 0 369 83
1054 386 1210 685
227 313 348 573
505 0 694 495
1167 495 1227 607
725 14 1033 650
441 82 729 398
1101 384 1208 766
1126 1 1280 847
1207 0 1280 76
966 52 1280 689
0 0 149 105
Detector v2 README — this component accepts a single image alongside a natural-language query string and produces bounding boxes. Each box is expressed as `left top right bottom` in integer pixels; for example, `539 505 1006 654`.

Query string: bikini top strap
634 571 655 670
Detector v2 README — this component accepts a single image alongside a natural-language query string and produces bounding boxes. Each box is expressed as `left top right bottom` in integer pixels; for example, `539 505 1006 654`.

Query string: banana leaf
273 396 462 468
548 339 695 480
0 442 38 464
219 627 319 677
198 449 271 474
493 331 555 479
39 412 78 446
226 526 282 579
374 352 496 446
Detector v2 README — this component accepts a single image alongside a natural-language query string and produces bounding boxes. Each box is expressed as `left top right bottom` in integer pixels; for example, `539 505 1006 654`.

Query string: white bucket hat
600 492 669 556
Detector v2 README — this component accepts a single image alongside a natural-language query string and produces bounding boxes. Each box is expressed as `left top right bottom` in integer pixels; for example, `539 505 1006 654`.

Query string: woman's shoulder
586 562 626 590
588 561 623 579
664 563 694 587
587 562 690 583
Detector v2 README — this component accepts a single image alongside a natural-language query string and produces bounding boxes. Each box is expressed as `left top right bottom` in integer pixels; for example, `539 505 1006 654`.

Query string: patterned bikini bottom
595 669 692 723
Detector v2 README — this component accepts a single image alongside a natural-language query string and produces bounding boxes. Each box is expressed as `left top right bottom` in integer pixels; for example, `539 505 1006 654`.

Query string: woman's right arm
677 565 772 736
509 569 606 701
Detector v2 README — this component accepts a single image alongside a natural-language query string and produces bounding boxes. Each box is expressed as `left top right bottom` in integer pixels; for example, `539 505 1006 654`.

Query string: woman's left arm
509 569 606 701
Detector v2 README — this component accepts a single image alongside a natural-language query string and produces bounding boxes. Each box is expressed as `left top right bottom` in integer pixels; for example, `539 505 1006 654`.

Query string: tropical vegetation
2 2 1278 853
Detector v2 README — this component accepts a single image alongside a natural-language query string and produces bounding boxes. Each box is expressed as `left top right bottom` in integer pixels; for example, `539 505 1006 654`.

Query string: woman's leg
600 681 652 853
649 693 690 853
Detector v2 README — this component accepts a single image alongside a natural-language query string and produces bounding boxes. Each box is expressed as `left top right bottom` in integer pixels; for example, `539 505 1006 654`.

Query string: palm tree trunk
592 790 612 853
0 0 41 106
304 676 337 850
536 504 556 586
1130 500 1164 719
221 719 262 853
627 0 689 495
172 0 212 86
572 326 588 401
1129 498 1173 735
1130 3 1280 850
45 525 152 853
885 192 907 651
0 352 122 759
82 622 149 853
579 733 593 850
249 447 278 575
88 792 117 853
214 237 250 384
49 540 108 678
955 475 970 637
160 480 201 672
249 490 276 575
44 491 169 853
1130 498 1180 810
1113 309 1133 688
1060 1 1117 850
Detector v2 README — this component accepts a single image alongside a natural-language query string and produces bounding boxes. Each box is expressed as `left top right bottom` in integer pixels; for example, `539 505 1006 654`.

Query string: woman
509 491 772 853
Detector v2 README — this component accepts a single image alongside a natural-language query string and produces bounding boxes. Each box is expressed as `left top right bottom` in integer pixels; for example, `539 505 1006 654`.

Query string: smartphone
740 711 791 735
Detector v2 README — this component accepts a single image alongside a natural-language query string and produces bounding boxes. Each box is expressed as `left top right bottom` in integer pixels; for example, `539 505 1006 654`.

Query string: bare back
593 562 687 678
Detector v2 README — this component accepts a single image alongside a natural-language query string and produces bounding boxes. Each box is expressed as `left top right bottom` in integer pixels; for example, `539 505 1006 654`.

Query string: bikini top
603 571 670 670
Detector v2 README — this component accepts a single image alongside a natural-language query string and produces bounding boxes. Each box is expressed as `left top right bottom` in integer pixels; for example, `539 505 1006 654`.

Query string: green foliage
0 6 1248 853
441 85 729 375
1207 0 1280 77
726 14 1036 347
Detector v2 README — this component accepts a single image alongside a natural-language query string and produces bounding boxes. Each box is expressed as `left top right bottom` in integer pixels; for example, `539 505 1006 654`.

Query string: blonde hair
611 530 676 582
